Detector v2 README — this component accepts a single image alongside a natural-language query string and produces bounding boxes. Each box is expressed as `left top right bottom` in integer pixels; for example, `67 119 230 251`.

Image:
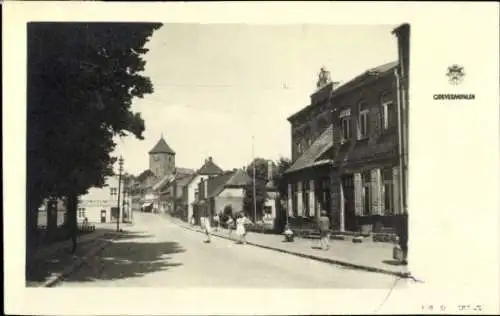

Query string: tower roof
149 136 175 155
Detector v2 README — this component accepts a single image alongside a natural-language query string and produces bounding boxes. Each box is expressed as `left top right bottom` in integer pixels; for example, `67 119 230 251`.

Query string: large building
283 54 408 233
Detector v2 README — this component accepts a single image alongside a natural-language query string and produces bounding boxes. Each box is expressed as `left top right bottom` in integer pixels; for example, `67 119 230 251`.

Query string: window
358 110 369 139
362 171 371 215
382 168 394 215
297 142 302 154
78 207 86 218
381 99 394 131
340 108 351 142
110 187 117 196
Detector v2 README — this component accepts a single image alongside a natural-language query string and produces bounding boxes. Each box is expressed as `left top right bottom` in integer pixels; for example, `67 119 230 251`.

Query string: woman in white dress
236 212 253 244
203 216 212 243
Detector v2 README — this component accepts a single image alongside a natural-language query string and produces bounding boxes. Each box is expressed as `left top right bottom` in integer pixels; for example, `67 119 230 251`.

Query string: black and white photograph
4 2 499 315
24 21 411 289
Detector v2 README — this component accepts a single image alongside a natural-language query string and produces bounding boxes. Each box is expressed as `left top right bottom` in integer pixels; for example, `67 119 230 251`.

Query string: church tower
149 135 176 179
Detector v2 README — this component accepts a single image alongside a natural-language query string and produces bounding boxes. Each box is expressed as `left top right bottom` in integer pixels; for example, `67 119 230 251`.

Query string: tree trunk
26 193 43 280
67 193 78 253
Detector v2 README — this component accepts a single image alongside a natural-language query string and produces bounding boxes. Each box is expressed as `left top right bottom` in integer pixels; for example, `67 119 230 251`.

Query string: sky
113 24 398 176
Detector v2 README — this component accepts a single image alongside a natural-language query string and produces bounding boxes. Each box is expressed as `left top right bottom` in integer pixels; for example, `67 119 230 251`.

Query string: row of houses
126 138 280 226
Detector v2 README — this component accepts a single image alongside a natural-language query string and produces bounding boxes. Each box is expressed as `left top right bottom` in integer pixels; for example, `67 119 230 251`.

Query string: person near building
226 215 235 237
283 224 294 242
213 213 220 232
317 210 331 250
236 212 253 244
203 216 212 243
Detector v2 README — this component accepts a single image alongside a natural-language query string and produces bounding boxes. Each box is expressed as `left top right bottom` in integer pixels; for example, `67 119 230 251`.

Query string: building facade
283 58 407 233
77 175 130 224
193 168 251 225
184 157 224 222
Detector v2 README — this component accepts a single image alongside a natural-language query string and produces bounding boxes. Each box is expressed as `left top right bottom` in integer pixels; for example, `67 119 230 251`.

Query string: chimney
332 81 341 90
208 156 213 161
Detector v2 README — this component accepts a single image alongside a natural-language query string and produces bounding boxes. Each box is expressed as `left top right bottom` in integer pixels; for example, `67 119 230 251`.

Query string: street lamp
116 156 124 232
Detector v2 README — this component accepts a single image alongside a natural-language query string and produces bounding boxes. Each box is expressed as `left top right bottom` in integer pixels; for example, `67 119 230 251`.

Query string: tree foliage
243 181 268 221
245 157 275 182
273 156 293 197
27 22 162 246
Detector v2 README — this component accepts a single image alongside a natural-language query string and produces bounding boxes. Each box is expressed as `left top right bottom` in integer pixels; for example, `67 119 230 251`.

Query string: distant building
37 198 67 227
193 168 251 225
283 59 407 233
181 156 224 222
77 175 130 224
129 135 194 214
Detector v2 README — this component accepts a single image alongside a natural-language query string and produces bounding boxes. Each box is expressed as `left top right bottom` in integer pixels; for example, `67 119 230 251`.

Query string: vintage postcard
3 1 499 315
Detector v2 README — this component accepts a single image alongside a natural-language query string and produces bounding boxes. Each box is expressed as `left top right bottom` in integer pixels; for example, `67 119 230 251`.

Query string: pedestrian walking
236 212 253 244
317 210 331 250
213 213 220 232
226 216 235 237
203 216 212 243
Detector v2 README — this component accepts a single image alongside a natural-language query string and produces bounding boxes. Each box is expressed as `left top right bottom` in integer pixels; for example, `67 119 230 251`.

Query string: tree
245 158 275 182
273 156 293 198
27 22 162 255
243 181 268 222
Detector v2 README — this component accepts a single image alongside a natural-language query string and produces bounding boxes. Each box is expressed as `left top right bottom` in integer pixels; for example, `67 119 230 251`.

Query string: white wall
77 176 129 224
264 191 278 218
218 187 244 198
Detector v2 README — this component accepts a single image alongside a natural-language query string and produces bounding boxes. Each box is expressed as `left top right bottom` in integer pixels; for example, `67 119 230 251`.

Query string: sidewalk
167 216 409 278
26 227 117 287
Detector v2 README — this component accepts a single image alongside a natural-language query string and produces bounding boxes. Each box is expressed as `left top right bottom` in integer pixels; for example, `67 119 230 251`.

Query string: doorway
342 174 356 231
100 209 107 223
111 207 119 221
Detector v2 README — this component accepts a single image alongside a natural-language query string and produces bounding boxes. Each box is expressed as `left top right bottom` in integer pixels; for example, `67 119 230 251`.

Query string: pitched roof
175 167 195 175
285 125 334 174
287 61 398 122
176 173 195 188
149 137 175 155
223 169 252 187
136 169 155 182
153 174 175 191
198 157 224 175
206 171 235 198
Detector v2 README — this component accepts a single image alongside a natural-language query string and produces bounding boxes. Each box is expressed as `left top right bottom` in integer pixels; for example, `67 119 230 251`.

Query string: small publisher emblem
446 64 465 85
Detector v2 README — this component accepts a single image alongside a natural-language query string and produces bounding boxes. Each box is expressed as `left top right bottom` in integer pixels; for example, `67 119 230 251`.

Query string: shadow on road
61 237 186 283
26 229 164 286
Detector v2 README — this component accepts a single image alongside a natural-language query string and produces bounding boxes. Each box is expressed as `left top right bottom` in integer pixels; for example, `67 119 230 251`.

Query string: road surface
58 213 409 288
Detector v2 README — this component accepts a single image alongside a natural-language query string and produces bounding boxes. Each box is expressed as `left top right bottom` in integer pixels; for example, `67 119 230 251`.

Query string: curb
41 238 113 287
168 217 410 279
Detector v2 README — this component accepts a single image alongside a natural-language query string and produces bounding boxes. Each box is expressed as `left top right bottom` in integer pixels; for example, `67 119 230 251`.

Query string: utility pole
252 136 257 223
116 156 124 232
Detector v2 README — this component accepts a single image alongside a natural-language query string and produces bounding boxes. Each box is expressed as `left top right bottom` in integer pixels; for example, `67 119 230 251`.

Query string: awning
142 202 153 208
